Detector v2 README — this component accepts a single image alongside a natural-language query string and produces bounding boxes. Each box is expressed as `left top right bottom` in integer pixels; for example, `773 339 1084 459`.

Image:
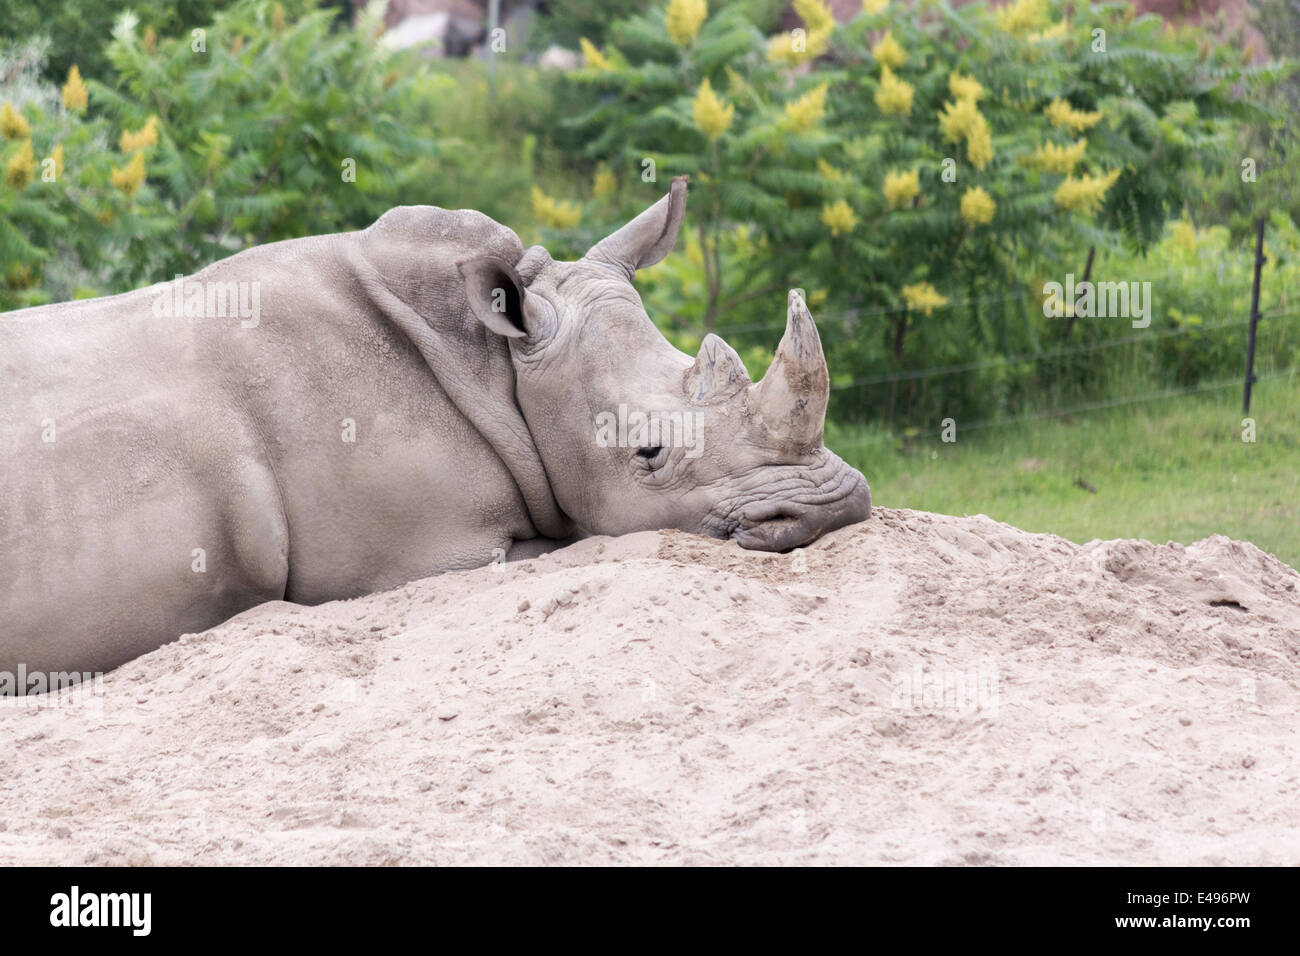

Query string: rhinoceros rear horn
686 333 750 402
748 291 830 452
584 176 688 280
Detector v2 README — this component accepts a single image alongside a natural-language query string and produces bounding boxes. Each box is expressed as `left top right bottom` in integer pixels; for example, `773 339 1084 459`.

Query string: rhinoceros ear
584 175 688 280
457 255 545 340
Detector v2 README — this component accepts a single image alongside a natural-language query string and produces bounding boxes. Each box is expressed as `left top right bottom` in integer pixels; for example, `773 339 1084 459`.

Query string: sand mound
2 508 1297 865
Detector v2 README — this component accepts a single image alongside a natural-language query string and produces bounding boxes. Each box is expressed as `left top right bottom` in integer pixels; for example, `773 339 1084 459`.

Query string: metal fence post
1243 217 1267 414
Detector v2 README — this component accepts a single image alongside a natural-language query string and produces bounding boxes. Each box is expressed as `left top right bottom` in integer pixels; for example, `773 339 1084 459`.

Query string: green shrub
0 1 439 307
539 0 1282 424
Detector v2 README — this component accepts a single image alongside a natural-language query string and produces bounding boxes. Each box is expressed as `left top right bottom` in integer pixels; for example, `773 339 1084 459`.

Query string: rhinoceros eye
635 445 666 469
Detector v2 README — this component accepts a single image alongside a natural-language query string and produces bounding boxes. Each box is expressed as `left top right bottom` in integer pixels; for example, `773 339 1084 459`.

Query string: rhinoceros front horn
748 290 830 452
584 176 689 280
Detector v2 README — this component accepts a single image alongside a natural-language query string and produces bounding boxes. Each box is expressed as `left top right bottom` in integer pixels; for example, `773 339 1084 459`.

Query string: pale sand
2 508 1297 865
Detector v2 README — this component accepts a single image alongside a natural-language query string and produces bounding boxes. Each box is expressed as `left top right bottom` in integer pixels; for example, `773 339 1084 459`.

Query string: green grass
828 375 1300 570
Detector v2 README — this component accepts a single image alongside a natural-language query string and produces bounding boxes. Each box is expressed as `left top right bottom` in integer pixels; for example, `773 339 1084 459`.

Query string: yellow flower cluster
995 0 1047 36
820 199 857 236
882 168 920 208
817 158 846 182
938 94 993 170
948 72 983 103
862 0 890 14
111 151 147 197
795 0 835 38
1044 98 1102 133
1170 219 1197 253
593 165 616 197
1023 138 1087 174
960 186 996 226
526 187 581 235
62 65 89 112
666 0 708 47
872 31 906 69
937 98 977 142
119 116 159 153
875 65 914 116
902 282 948 315
783 83 828 132
1 103 30 140
725 66 749 97
1053 168 1121 213
966 128 993 169
49 144 64 179
579 38 611 70
767 0 834 65
531 186 582 228
1028 21 1068 43
692 79 734 140
5 138 35 187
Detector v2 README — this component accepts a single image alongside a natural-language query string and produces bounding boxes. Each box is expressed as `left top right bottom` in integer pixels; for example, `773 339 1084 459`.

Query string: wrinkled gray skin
0 178 869 680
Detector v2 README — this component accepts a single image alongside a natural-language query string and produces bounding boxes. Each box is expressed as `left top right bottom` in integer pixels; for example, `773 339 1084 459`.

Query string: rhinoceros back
0 207 560 679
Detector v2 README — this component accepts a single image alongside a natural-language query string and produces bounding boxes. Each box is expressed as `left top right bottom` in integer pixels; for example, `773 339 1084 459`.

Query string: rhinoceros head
457 178 871 551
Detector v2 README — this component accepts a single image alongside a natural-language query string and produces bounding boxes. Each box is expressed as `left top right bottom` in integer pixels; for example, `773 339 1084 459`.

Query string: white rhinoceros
0 178 869 681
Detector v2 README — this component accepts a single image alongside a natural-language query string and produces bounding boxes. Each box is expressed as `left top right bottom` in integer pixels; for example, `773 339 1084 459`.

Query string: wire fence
831 366 1299 447
829 306 1299 390
960 366 1299 432
835 306 1298 439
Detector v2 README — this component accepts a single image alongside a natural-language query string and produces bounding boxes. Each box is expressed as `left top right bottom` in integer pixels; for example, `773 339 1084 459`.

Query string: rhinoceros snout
730 465 871 552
